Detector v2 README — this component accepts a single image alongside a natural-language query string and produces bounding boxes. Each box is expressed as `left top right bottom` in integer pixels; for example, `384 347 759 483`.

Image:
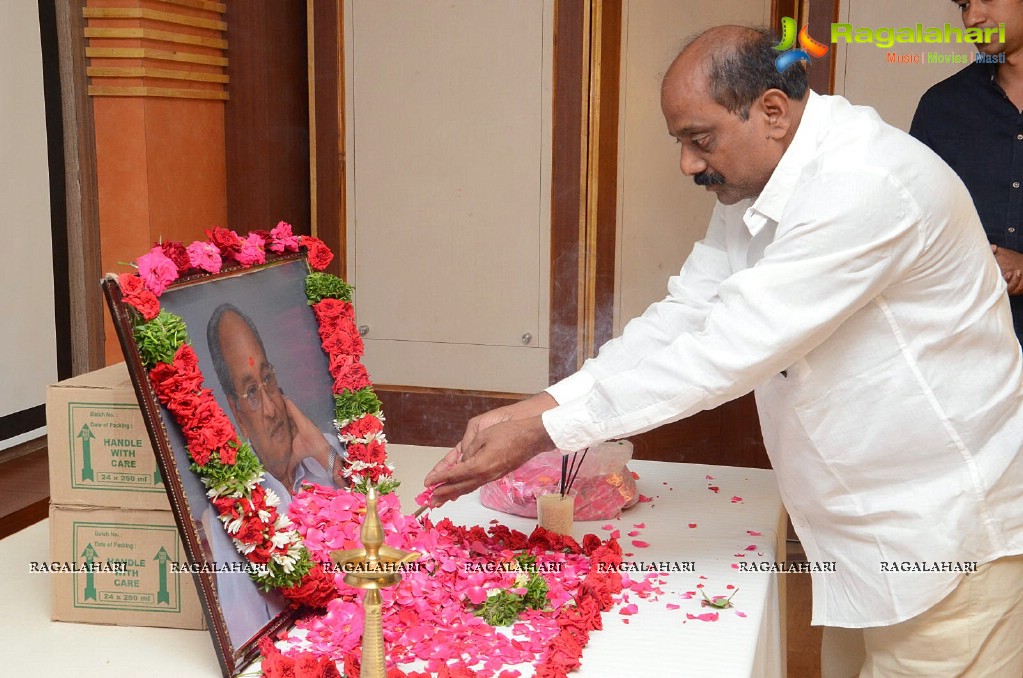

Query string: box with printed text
48 505 206 629
46 362 170 511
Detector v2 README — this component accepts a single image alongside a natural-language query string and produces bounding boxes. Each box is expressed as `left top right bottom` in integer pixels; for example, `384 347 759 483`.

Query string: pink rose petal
686 612 719 622
708 486 720 493
747 530 762 536
631 540 649 548
627 530 641 537
638 494 653 503
736 610 748 618
731 495 744 503
745 544 757 551
619 603 638 616
665 603 680 610
633 522 645 528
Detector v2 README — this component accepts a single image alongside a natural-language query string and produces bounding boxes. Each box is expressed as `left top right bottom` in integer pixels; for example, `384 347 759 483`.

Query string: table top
1 445 785 677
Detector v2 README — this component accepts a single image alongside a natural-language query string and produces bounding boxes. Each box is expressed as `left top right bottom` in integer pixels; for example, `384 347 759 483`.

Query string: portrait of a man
153 258 343 649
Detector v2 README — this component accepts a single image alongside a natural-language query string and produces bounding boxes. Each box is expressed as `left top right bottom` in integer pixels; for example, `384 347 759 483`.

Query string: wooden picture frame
102 253 344 676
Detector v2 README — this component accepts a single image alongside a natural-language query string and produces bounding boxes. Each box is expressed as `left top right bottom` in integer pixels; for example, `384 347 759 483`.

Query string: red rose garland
115 222 386 607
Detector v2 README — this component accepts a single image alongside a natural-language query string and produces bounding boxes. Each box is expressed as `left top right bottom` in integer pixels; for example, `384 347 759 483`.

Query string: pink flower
269 220 301 253
236 232 267 267
186 240 222 273
136 246 179 295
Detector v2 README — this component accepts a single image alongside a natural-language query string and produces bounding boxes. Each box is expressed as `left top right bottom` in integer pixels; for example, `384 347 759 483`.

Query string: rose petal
631 540 649 548
747 530 762 536
686 612 720 622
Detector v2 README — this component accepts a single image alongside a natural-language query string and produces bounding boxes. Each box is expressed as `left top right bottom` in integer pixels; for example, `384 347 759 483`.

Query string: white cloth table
1 444 786 677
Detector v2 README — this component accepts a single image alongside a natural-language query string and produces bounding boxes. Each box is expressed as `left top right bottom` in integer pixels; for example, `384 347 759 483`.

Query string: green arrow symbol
153 546 170 604
81 543 98 601
154 467 162 486
77 424 96 482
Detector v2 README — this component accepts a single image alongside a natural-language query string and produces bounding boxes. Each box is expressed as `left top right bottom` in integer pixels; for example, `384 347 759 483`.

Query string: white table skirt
1 444 786 677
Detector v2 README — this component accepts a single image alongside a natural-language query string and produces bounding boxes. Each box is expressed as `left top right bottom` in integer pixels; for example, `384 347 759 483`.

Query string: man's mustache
694 171 726 186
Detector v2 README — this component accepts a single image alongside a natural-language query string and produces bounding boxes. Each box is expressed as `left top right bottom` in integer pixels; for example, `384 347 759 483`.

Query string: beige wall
614 0 773 332
0 2 57 447
344 0 553 393
833 0 976 131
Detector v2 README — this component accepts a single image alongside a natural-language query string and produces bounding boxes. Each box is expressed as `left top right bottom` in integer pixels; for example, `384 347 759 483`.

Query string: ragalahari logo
773 17 829 72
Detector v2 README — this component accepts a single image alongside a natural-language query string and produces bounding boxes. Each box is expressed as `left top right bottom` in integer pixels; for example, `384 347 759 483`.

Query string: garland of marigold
114 222 393 608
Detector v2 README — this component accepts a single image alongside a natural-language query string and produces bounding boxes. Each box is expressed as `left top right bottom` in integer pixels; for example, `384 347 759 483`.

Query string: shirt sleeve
545 201 735 406
542 169 925 451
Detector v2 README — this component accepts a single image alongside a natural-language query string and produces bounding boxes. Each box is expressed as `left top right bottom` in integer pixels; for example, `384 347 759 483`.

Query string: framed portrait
103 253 345 676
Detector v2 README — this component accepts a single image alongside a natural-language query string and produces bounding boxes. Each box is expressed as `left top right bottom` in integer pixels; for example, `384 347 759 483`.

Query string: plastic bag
480 440 639 521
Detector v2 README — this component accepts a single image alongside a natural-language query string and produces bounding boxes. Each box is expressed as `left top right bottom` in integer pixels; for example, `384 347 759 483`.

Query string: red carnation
300 235 334 271
205 226 243 261
332 361 370 393
281 563 338 609
158 240 191 272
118 273 160 321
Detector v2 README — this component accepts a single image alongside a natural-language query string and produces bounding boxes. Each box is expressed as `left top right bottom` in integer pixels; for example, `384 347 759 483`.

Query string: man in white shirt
426 25 1023 675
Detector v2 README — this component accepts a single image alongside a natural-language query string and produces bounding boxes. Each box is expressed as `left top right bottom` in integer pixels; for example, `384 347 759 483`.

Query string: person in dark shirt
910 0 1023 343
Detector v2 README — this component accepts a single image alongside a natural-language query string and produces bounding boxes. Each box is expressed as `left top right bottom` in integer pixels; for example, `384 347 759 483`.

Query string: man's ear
758 89 792 140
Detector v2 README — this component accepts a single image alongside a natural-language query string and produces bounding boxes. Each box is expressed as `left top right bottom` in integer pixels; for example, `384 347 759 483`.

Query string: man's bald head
665 25 808 121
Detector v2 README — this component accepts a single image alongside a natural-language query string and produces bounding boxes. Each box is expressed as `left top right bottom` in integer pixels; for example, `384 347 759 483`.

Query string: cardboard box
49 505 206 629
47 363 170 511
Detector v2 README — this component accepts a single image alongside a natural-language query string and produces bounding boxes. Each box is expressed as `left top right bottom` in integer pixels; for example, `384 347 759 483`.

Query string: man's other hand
992 244 1023 295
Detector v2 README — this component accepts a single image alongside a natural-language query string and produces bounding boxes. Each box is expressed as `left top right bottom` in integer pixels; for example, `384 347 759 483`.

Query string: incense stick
560 455 569 497
565 447 589 496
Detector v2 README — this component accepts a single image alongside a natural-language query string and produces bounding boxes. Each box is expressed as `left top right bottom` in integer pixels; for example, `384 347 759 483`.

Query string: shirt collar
743 90 824 236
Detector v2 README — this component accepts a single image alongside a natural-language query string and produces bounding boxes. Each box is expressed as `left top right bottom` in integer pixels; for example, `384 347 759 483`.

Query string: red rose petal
631 540 649 548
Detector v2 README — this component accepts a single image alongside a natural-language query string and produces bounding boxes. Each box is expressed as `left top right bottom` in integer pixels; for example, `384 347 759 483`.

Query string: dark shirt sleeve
908 95 932 147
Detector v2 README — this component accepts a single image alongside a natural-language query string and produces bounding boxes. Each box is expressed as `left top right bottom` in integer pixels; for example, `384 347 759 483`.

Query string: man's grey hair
691 26 810 121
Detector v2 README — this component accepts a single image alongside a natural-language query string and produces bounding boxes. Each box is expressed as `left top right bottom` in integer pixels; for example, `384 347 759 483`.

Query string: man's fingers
424 446 462 486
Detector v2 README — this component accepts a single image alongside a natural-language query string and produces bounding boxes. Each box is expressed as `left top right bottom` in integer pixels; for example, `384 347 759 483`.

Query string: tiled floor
0 447 822 676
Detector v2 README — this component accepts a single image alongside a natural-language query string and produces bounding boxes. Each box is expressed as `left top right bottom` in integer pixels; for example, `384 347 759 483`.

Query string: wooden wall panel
224 1 310 236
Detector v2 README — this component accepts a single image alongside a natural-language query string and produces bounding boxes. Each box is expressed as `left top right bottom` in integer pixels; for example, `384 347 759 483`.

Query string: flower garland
116 222 392 606
258 486 625 678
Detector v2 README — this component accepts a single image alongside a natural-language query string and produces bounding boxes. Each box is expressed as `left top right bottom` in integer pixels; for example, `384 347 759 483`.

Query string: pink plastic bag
480 440 639 521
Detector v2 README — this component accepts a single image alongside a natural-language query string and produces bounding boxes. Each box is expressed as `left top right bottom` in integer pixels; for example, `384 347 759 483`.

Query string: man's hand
284 397 331 474
425 415 555 505
992 244 1023 295
423 393 559 504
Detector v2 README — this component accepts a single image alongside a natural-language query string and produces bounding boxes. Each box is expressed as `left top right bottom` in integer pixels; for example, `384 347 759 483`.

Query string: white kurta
542 91 1023 627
